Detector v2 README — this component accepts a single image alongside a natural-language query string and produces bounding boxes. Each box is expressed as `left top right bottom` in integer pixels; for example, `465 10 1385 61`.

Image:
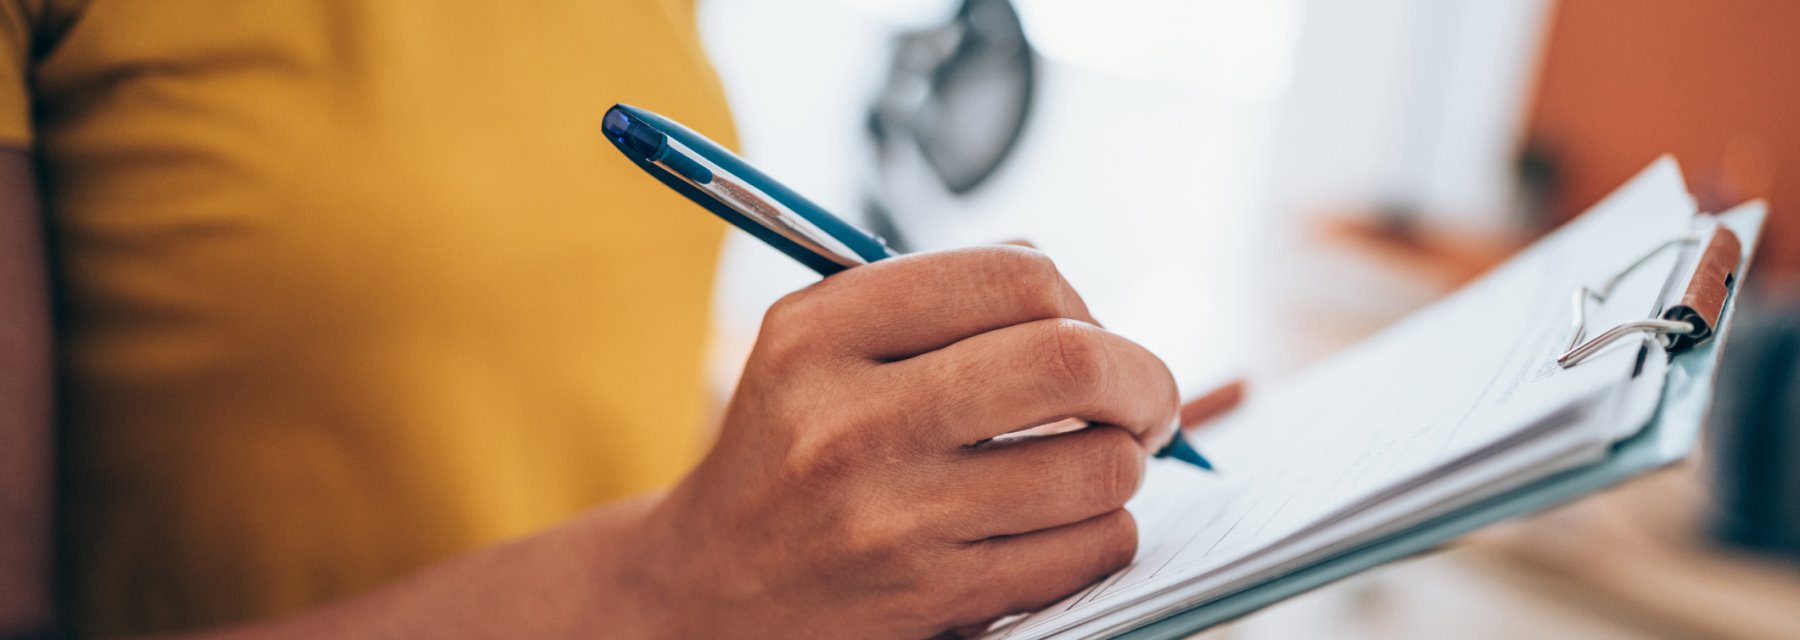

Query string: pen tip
1159 434 1216 473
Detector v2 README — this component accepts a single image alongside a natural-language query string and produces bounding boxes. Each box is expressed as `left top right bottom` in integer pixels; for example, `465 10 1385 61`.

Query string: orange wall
1527 0 1800 279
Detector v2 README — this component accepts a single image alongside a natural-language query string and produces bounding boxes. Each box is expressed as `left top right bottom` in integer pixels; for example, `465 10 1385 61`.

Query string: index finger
778 245 1097 361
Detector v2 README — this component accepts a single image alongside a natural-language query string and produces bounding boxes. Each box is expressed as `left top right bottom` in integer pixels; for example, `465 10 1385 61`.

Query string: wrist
574 492 690 640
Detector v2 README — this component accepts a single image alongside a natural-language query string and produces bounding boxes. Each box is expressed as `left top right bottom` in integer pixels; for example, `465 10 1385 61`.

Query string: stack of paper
985 158 1725 639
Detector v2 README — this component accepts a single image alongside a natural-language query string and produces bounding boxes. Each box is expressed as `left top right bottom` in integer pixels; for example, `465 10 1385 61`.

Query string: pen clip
651 137 870 270
1556 223 1742 368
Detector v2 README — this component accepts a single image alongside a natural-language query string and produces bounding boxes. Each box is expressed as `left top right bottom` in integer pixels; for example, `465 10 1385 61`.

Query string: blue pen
601 103 1213 472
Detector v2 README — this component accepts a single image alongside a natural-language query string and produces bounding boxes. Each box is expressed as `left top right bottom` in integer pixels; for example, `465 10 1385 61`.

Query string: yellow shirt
1 1 733 634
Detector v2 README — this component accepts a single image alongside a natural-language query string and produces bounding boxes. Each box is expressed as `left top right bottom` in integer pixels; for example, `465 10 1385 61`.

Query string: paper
984 158 1701 639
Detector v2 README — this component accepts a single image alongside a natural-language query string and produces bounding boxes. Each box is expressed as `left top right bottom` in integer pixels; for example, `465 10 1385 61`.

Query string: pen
601 103 1214 472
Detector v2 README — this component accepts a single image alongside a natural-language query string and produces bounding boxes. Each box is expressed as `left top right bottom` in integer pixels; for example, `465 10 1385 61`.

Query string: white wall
1267 0 1554 226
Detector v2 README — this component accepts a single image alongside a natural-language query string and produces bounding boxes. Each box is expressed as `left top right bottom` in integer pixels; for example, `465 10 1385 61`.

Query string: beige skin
0 149 1241 639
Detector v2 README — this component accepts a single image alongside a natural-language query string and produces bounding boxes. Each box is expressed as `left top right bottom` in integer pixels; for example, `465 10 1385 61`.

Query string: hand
625 246 1181 639
935 379 1249 638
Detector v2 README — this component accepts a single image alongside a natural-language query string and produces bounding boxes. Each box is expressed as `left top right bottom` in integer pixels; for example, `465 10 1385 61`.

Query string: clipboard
1113 202 1766 640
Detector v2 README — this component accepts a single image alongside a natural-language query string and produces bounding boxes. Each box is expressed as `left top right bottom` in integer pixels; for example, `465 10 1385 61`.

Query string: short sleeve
0 1 33 148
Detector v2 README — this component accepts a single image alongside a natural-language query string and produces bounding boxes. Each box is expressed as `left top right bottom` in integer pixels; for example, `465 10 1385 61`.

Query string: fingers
1179 379 1245 429
886 317 1180 448
943 621 997 639
930 426 1144 540
765 246 1096 362
949 510 1138 624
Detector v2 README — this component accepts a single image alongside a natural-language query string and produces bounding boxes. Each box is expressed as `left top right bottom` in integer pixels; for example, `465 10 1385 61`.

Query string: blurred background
695 0 1800 638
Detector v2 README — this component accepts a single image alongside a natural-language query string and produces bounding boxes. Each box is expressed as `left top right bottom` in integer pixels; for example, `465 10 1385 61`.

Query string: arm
211 248 1178 640
8 210 1206 639
0 149 55 637
189 497 668 639
213 250 1247 640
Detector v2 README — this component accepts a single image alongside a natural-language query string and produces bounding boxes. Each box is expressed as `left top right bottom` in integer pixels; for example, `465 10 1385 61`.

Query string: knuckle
1035 319 1108 399
1100 510 1140 569
994 246 1066 311
763 288 812 327
784 424 865 484
1086 430 1145 508
757 290 824 365
837 506 931 576
785 444 927 563
840 515 905 561
831 496 892 544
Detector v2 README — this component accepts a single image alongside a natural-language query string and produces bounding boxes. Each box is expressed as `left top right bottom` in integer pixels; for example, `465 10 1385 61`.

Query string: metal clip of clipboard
1559 224 1743 368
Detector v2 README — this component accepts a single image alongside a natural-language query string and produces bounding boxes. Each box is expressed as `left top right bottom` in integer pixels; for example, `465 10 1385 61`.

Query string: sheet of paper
986 158 1699 639
1051 348 1676 640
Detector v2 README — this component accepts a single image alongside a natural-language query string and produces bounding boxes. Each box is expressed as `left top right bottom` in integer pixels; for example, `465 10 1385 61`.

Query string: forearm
177 495 666 640
0 149 56 636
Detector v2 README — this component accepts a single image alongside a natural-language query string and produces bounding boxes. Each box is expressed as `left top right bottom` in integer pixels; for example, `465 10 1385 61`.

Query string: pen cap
601 109 664 159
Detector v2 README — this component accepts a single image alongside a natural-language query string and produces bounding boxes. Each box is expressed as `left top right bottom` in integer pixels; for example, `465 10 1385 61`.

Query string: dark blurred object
867 0 1034 194
1526 0 1800 281
1510 140 1561 230
863 0 1035 252
1709 303 1800 562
